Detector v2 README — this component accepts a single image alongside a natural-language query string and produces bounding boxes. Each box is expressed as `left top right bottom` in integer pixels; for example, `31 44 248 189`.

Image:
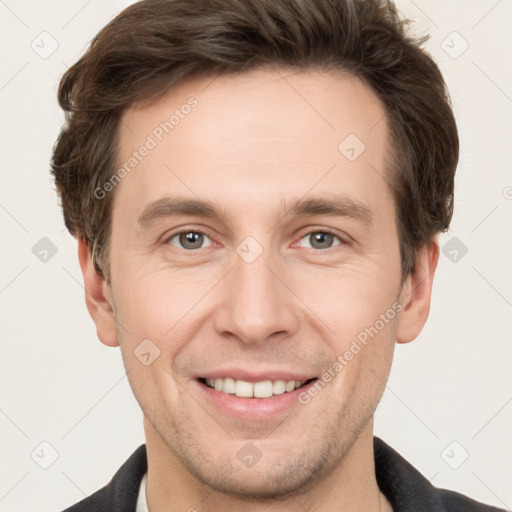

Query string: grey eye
168 231 213 250
299 231 341 250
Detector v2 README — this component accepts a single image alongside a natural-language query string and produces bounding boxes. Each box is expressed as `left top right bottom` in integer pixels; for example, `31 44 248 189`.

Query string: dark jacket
62 437 506 511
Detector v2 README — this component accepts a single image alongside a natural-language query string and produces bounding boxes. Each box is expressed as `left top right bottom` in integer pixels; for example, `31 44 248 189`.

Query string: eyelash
164 227 348 253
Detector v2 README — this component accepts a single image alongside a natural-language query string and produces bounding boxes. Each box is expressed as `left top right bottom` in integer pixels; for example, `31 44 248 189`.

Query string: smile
199 377 316 398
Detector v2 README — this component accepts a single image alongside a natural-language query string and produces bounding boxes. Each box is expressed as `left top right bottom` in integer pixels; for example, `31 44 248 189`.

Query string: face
85 68 432 499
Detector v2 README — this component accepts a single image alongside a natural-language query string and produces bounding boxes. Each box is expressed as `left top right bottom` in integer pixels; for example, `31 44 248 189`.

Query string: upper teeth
204 378 307 398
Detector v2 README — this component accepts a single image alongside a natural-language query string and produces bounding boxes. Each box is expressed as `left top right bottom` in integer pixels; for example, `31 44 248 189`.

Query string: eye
297 230 344 250
164 228 346 252
166 229 214 250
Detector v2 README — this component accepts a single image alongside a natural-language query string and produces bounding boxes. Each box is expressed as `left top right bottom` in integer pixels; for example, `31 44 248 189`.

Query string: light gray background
0 1 511 510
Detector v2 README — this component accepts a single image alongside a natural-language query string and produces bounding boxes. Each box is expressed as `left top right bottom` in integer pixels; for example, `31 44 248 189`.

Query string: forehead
115 68 393 227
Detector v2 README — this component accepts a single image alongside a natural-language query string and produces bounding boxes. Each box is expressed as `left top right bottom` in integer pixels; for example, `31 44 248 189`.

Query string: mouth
198 377 317 398
193 371 320 419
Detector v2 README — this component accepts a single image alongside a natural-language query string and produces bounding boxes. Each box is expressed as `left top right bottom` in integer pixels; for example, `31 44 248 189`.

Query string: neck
143 418 389 512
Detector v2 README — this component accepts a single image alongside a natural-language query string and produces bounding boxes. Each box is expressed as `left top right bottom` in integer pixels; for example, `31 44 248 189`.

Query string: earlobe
395 238 440 344
77 237 119 347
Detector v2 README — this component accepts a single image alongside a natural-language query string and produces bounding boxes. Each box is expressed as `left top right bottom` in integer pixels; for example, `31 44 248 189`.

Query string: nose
213 243 299 346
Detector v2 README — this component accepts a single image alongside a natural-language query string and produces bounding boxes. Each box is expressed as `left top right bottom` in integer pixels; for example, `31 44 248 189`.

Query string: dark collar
373 437 505 511
63 437 505 511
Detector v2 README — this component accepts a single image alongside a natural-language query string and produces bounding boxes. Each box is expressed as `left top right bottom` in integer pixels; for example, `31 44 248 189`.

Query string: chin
188 458 328 502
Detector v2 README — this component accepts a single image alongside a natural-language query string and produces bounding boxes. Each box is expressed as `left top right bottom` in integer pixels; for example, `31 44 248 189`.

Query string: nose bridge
214 235 298 345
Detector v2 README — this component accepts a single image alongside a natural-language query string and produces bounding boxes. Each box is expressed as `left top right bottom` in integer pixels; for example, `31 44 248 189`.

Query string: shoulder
437 488 506 512
373 437 506 512
60 444 147 512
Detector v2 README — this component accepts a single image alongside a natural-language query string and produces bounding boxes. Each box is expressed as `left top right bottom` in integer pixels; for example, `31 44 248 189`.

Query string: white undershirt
136 472 149 512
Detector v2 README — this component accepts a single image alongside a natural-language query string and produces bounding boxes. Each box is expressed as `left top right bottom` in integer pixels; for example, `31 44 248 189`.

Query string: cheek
292 259 400 339
293 260 399 394
112 264 205 340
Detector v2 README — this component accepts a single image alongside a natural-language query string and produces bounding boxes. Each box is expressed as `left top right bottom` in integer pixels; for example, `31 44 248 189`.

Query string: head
51 0 458 501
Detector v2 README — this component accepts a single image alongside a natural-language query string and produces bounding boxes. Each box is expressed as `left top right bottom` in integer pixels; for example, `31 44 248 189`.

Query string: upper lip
196 369 317 383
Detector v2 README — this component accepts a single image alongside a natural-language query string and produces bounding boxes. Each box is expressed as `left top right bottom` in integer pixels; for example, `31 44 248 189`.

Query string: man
51 0 505 510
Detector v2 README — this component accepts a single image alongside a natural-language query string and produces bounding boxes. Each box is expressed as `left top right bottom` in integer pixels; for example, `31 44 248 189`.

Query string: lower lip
194 379 318 420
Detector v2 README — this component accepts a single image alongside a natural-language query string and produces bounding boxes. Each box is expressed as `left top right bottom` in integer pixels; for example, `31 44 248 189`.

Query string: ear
395 237 440 344
77 237 119 347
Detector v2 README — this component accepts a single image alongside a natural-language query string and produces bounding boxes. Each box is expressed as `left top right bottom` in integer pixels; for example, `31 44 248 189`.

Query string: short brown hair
51 0 458 282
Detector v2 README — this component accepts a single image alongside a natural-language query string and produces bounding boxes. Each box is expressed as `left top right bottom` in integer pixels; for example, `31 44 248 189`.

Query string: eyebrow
137 194 373 229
